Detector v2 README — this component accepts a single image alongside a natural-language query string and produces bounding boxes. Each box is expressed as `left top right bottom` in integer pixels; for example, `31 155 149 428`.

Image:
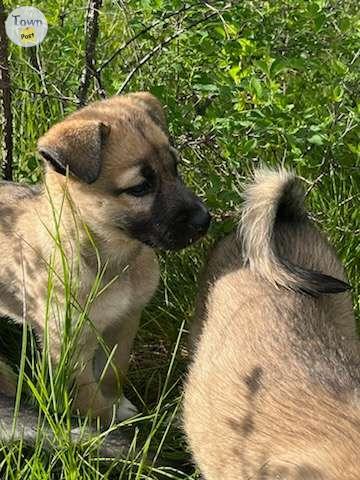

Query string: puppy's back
184 169 359 480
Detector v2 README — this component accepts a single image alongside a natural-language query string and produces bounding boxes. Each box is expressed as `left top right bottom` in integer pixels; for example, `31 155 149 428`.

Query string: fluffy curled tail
238 168 349 296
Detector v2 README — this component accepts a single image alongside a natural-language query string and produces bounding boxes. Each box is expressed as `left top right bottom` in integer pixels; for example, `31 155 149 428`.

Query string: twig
304 172 327 196
0 0 13 180
93 69 107 99
28 47 49 95
116 8 228 95
98 3 200 73
77 0 103 107
8 85 78 104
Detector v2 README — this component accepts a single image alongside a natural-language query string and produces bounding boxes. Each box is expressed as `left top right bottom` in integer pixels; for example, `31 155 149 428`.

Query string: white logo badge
5 6 48 48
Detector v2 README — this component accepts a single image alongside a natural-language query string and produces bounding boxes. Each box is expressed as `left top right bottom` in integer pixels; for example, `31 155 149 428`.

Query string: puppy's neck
43 169 144 269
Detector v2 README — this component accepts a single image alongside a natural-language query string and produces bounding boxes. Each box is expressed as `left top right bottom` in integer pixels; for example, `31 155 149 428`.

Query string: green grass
1 0 359 478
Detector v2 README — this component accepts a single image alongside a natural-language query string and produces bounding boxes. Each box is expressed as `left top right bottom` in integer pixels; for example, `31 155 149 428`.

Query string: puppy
183 168 359 480
0 92 211 430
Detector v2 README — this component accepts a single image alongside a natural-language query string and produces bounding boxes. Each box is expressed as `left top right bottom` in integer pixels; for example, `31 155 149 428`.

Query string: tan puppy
184 169 359 480
0 93 210 426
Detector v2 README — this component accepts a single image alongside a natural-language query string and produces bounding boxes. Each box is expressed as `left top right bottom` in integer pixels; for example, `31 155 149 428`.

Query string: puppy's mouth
152 228 207 251
125 210 211 251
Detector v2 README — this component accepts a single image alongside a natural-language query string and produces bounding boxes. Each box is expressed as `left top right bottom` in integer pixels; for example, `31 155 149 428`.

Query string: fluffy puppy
0 92 211 434
184 168 359 480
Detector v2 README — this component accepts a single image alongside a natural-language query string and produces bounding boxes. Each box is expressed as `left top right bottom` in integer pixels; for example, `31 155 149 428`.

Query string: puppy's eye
125 180 152 197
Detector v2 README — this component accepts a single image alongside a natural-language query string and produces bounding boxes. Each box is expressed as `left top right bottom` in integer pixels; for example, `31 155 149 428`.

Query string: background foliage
1 0 359 478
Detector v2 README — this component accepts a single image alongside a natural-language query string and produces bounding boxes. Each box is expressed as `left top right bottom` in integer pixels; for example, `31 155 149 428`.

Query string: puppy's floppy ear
38 119 111 183
127 92 168 133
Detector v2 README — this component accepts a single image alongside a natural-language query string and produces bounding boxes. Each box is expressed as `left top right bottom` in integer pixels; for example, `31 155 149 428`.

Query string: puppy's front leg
97 309 142 422
74 310 141 425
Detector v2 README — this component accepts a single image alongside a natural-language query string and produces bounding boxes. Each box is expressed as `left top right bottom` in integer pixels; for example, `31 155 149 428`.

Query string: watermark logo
5 6 48 48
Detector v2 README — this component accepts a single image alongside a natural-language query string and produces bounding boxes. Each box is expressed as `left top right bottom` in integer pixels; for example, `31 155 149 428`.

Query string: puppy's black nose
190 205 211 233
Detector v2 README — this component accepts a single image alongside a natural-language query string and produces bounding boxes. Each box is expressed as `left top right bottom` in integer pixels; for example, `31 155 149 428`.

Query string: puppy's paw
116 396 138 422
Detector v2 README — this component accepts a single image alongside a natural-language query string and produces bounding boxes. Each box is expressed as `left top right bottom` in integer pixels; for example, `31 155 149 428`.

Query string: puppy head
38 93 210 250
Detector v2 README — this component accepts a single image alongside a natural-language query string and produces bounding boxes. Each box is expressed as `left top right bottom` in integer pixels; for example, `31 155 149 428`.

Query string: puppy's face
93 110 210 250
38 93 210 250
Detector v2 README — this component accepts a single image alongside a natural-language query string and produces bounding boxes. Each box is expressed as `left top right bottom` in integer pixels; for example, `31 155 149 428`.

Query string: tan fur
0 92 209 425
0 356 17 397
184 168 359 480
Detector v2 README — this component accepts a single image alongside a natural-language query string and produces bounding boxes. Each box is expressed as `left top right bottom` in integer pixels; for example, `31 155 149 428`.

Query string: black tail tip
281 260 351 296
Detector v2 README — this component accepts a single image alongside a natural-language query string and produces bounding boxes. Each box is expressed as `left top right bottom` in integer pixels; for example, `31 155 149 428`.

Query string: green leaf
256 59 271 75
243 138 258 153
332 85 344 102
308 134 325 145
332 59 348 75
270 59 289 77
229 65 241 82
215 26 226 39
347 144 360 155
250 78 263 98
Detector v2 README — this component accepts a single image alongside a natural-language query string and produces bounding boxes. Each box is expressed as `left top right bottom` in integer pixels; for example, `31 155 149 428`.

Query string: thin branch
0 0 13 180
9 86 78 104
117 7 230 95
93 69 107 99
77 0 103 107
98 3 199 73
28 47 49 95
